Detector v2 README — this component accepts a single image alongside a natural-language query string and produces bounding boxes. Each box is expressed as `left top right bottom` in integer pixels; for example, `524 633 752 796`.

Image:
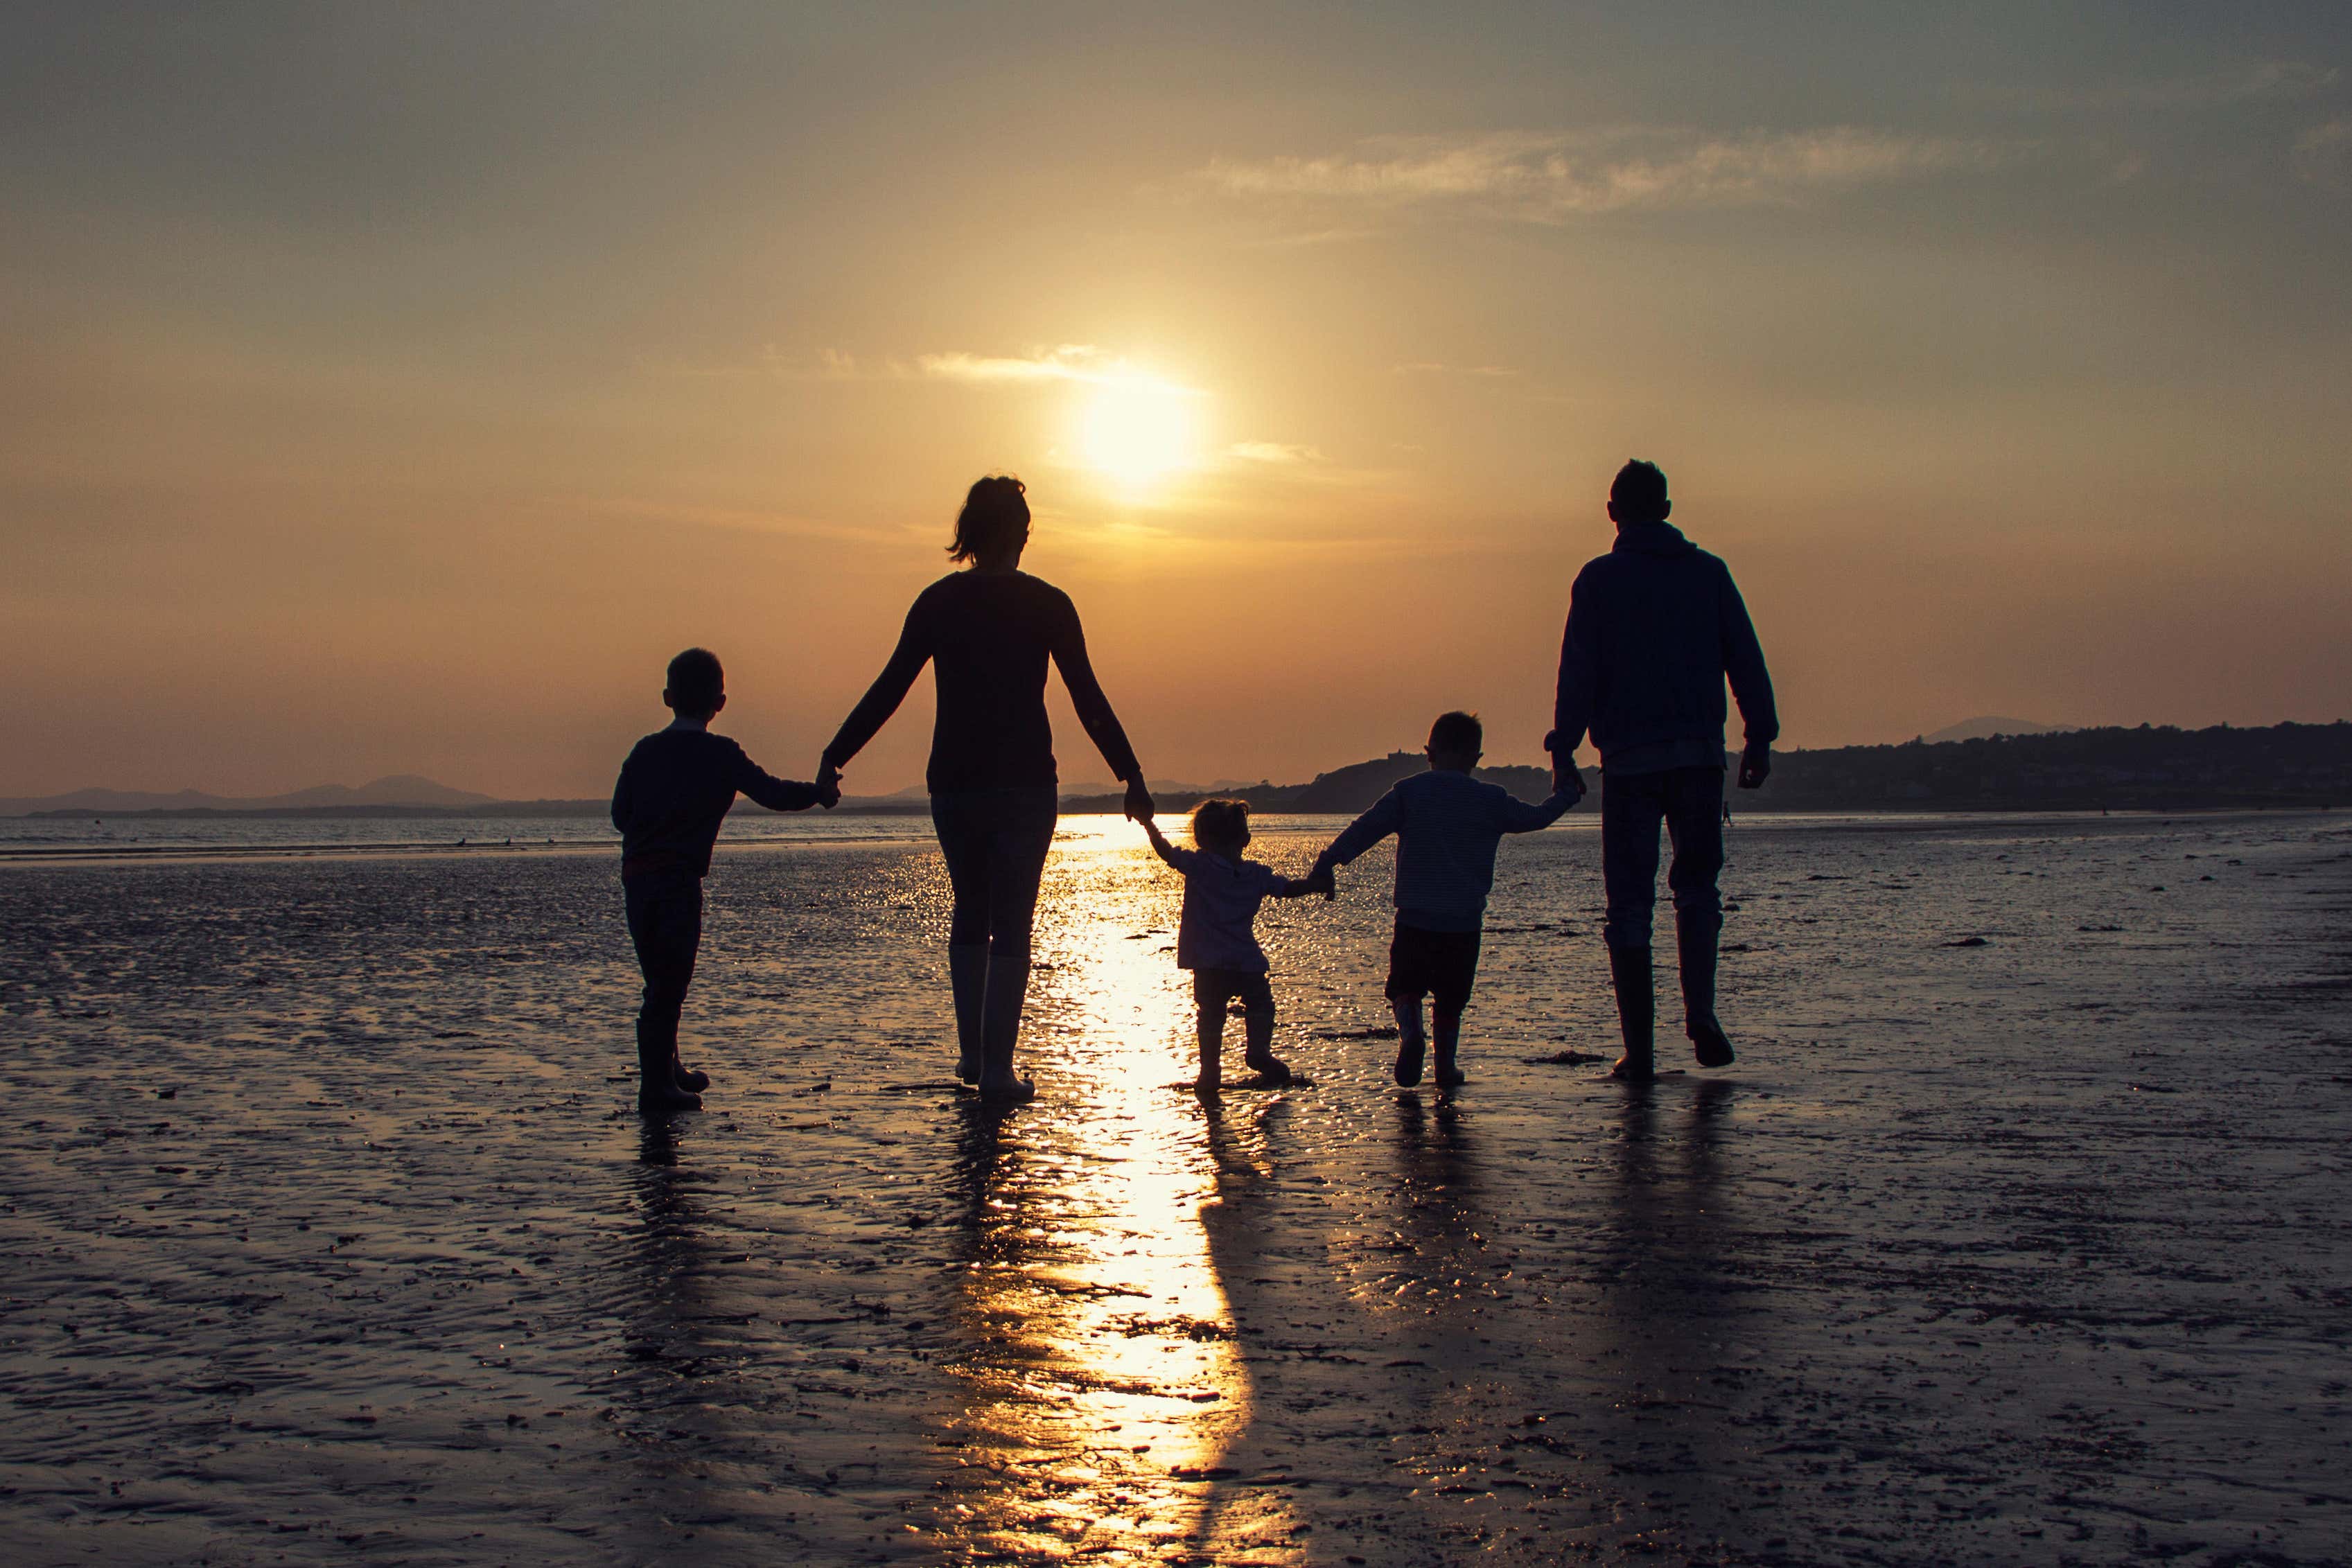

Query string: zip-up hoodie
1547 520 1778 766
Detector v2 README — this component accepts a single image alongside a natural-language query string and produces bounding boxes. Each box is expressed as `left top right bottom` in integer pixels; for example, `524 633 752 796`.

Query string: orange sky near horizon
5 6 2349 799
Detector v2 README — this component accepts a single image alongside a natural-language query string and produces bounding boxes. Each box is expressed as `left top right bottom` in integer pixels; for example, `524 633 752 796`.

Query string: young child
1313 712 1579 1088
1141 798 1331 1092
611 648 834 1114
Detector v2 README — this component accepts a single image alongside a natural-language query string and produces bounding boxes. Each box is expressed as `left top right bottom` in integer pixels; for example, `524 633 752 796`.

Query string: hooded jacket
1547 520 1778 767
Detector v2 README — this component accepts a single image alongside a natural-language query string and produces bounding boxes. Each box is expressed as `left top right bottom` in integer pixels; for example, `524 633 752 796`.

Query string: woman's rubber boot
949 944 988 1083
1608 945 1657 1082
1677 910 1735 1068
976 953 1037 1103
638 1037 701 1116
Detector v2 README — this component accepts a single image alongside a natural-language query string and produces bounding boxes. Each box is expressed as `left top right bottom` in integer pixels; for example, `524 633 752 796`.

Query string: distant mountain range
11 721 2349 819
0 775 499 818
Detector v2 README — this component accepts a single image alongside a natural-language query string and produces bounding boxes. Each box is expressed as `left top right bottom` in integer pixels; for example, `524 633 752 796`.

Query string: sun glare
1074 378 1198 493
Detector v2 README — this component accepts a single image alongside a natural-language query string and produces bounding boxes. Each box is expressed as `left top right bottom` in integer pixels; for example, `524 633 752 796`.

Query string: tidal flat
2 813 2347 1567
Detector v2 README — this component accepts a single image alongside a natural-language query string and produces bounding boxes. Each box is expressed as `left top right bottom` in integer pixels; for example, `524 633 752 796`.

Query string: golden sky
5 5 2349 797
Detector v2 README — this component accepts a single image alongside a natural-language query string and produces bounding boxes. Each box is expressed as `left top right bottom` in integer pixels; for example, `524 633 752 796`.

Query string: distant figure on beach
819 476 1153 1102
612 649 831 1115
1140 799 1333 1093
1547 460 1777 1080
1313 712 1578 1088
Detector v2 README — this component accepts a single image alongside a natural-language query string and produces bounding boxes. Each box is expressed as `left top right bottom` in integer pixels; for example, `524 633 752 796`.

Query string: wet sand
3 813 2348 1566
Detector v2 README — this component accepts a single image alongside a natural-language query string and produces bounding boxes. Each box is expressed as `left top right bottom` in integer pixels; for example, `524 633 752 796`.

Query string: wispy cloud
1969 60 2339 114
1199 127 2017 223
1226 441 1324 464
2293 118 2352 193
916 344 1193 394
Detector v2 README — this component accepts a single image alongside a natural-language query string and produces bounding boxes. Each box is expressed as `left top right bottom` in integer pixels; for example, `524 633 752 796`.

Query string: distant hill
1919 716 2075 745
1 775 498 817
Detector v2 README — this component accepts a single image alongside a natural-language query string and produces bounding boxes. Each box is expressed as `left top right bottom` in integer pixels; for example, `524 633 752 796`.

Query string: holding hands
814 760 843 809
1123 776 1156 823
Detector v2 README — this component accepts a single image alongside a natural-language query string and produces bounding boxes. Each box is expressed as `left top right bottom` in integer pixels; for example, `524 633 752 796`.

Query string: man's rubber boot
672 1055 710 1094
1608 945 1657 1082
1678 911 1735 1068
976 954 1037 1103
949 944 988 1083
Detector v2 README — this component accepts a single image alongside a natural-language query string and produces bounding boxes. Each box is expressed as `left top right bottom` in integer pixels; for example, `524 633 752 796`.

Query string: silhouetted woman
819 476 1153 1101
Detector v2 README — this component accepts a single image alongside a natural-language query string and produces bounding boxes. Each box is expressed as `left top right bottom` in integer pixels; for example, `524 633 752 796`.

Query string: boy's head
664 647 726 720
1426 710 1482 772
1606 459 1670 527
1191 798 1251 855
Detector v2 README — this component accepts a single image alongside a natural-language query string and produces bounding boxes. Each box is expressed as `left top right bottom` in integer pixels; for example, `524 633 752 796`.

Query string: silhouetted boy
1548 460 1776 1080
1313 712 1577 1088
611 649 830 1114
1141 798 1331 1093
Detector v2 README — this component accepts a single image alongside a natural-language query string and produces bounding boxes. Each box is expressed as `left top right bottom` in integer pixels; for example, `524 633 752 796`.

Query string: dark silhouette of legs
624 874 703 1113
933 787 1057 1100
1605 767 1735 1072
1663 768 1732 1066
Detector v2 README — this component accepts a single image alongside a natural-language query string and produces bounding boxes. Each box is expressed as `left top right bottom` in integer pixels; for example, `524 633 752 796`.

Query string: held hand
816 761 843 809
1552 759 1588 805
1737 746 1771 791
1123 777 1156 823
1308 861 1337 901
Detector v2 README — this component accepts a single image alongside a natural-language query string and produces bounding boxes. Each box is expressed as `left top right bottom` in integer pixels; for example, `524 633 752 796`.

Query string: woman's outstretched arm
1047 594 1150 816
821 598 932 783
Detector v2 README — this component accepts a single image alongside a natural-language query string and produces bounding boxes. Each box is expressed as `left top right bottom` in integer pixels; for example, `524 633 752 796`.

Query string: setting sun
1073 377 1199 493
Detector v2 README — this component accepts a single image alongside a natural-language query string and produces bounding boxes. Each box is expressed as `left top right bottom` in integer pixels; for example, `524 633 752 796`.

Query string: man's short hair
666 647 724 713
1191 798 1250 851
1610 459 1669 522
1428 710 1482 755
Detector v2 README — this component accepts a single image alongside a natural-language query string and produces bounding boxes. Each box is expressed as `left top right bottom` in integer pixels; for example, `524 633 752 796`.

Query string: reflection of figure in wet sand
1547 460 1777 1080
1581 1080 1743 1552
819 477 1154 1102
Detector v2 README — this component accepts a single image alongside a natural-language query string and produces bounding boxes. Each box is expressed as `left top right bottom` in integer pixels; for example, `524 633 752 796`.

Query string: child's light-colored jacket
1153 845 1312 973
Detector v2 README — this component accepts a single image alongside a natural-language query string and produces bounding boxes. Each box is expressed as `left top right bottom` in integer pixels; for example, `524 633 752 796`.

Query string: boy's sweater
1547 520 1778 770
611 723 820 879
1315 770 1572 933
1152 843 1311 973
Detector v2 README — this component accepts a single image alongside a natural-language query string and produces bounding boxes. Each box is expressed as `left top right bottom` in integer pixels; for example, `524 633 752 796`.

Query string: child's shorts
1386 923 1481 1014
1193 967 1274 1021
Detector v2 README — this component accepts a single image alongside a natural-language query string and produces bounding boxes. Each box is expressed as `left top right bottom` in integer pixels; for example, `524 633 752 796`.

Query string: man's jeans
1601 766 1725 952
624 872 703 1071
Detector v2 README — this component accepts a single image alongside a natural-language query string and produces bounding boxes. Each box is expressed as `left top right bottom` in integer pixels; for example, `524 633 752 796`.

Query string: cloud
1392 361 1522 378
916 344 1193 394
2293 118 2352 193
1974 60 2340 114
1226 441 1324 464
1198 127 2016 223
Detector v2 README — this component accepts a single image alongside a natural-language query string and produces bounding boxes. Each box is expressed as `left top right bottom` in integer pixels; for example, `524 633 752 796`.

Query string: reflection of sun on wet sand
924 830 1299 1562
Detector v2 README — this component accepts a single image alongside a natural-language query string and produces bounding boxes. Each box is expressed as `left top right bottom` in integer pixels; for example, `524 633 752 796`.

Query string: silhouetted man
1548 460 1776 1079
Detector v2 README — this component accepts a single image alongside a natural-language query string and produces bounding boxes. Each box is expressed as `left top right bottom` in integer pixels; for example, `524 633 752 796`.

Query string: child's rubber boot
1392 1000 1426 1087
1676 911 1735 1068
949 944 988 1083
1241 1005 1292 1085
1195 1035 1223 1097
1431 1010 1466 1089
976 953 1037 1104
1608 946 1657 1082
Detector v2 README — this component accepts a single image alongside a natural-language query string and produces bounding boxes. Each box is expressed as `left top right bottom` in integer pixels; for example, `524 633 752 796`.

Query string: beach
2 811 2347 1566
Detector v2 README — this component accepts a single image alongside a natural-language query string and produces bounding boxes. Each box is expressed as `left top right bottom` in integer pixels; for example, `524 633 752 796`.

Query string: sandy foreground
1 812 2347 1567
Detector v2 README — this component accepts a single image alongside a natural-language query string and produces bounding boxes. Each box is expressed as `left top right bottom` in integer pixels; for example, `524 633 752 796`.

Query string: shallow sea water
1 812 2348 1567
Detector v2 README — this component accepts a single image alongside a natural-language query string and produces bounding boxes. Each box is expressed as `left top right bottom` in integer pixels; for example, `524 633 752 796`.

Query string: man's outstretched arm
1719 563 1778 787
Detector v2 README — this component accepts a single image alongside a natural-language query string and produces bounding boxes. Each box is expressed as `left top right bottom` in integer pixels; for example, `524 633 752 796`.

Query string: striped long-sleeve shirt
1313 769 1573 933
